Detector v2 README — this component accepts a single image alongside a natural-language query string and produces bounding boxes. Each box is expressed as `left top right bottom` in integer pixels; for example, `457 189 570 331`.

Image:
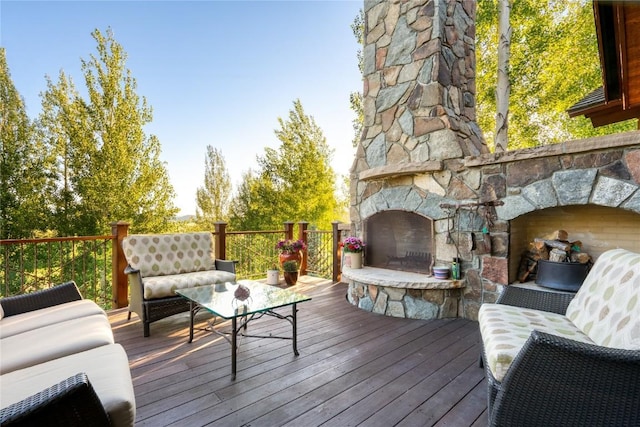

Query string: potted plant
266 264 280 285
276 238 306 267
282 260 299 286
341 236 365 269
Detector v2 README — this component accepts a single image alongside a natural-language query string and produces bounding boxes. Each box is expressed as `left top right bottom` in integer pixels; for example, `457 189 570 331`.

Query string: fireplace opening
364 211 434 274
509 205 640 283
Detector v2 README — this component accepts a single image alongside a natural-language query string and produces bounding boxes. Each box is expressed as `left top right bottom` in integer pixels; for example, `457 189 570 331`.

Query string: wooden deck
109 277 488 426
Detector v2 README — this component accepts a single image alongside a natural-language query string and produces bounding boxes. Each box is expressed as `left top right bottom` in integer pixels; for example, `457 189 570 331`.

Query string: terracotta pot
284 271 298 286
279 251 301 268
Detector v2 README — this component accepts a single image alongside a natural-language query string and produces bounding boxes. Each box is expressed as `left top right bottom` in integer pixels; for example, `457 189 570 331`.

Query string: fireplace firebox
364 211 434 274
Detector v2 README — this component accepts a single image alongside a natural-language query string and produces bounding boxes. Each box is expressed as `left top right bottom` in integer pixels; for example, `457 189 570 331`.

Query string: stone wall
350 0 640 321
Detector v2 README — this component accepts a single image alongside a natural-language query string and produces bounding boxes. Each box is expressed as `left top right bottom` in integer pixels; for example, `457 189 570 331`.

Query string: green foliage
0 49 50 239
37 28 178 236
196 145 231 230
229 100 338 231
0 238 113 309
476 0 635 150
282 260 298 272
349 8 365 148
225 232 283 279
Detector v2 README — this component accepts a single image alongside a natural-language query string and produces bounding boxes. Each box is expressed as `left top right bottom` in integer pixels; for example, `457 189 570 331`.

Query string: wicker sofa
0 281 135 426
479 248 640 426
122 232 236 337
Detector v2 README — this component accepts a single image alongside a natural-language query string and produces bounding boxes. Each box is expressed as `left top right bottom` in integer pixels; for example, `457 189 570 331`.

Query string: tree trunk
495 0 512 152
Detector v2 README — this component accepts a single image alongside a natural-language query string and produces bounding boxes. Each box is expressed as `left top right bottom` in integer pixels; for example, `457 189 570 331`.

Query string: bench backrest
566 248 640 349
122 232 215 278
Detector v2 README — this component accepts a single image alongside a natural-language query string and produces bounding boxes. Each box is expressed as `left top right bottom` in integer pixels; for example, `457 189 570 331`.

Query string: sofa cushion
0 344 135 427
142 270 236 299
0 299 106 339
0 314 114 374
565 248 640 349
479 303 594 382
122 232 215 278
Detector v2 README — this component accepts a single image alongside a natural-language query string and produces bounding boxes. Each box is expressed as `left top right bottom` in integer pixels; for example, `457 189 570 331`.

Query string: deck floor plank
109 277 487 426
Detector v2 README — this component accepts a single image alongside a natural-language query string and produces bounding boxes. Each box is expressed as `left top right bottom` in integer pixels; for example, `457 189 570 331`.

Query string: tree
0 49 49 239
39 28 178 235
495 0 512 152
349 8 364 148
39 70 93 236
229 100 338 230
196 145 231 230
476 0 635 151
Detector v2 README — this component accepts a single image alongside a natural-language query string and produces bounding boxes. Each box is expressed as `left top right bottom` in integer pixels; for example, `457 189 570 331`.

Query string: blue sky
1 0 362 216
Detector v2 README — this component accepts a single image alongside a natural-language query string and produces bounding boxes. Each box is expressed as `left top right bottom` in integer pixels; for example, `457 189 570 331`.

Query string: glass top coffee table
176 280 311 380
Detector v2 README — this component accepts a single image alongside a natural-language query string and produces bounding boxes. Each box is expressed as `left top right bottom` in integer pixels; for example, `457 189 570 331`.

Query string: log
528 241 549 260
571 252 591 264
549 248 567 262
519 259 538 282
544 229 568 241
534 238 572 252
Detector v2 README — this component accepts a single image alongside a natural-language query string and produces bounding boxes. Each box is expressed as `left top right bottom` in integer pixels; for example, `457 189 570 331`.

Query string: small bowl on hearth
432 266 450 280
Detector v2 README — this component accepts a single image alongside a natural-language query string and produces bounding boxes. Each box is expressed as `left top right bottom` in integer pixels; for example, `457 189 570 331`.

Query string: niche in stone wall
509 204 640 283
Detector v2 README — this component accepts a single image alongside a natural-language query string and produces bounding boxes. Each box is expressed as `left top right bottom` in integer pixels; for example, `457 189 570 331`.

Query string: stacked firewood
518 230 591 283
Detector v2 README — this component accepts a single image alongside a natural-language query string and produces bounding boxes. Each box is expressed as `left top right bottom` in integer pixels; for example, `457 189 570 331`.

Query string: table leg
231 316 237 380
188 301 195 343
292 303 299 356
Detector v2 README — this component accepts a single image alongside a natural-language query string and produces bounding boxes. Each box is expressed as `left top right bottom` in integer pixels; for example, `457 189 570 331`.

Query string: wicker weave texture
496 285 575 315
128 258 236 337
0 373 110 427
489 331 640 426
1 282 82 317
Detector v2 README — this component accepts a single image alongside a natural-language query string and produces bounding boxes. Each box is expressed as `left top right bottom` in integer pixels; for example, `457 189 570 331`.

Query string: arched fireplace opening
364 211 434 274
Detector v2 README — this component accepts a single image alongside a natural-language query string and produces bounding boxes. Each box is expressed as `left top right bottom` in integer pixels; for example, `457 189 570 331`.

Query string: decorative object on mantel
282 260 299 286
266 264 280 285
276 239 306 268
433 266 450 280
451 257 462 280
341 236 365 269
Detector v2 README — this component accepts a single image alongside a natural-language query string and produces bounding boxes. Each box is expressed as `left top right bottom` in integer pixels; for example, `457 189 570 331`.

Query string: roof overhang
567 1 640 127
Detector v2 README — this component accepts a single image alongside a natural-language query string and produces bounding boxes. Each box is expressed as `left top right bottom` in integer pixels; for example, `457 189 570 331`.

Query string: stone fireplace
345 0 640 321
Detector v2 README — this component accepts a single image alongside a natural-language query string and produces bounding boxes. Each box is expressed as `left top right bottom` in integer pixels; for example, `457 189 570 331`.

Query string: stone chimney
356 0 487 179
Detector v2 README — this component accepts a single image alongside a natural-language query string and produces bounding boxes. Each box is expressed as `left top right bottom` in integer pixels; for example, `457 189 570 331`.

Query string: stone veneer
344 266 463 319
348 0 640 321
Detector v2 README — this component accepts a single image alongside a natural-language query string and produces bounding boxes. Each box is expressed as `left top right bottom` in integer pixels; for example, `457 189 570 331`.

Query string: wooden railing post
283 222 294 241
298 222 309 276
111 221 129 309
214 222 227 260
332 221 341 282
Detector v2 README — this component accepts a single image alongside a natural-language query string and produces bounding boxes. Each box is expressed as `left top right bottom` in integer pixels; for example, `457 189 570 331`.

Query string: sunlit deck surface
109 277 487 426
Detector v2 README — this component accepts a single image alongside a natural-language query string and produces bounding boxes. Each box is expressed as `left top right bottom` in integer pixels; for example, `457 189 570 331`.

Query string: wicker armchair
0 282 132 426
122 232 238 337
488 327 640 426
0 373 110 427
125 259 236 337
482 283 640 426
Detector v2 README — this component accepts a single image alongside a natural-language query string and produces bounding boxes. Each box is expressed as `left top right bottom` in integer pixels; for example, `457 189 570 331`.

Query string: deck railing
1 235 115 309
0 221 350 309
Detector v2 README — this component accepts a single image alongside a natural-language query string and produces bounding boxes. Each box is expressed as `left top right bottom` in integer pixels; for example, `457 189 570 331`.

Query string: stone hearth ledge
342 266 463 290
